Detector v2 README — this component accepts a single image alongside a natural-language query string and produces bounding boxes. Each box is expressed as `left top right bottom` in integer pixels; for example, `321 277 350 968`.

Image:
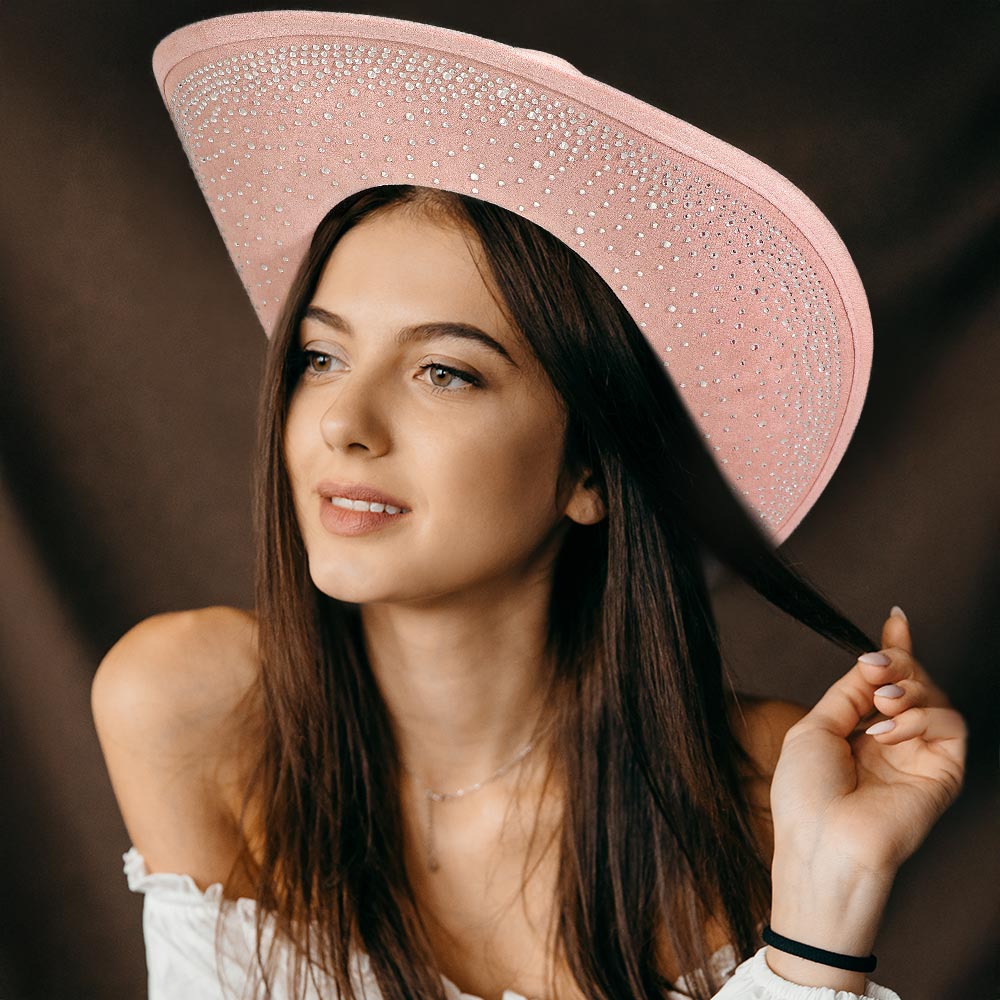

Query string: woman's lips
318 496 411 537
316 480 410 511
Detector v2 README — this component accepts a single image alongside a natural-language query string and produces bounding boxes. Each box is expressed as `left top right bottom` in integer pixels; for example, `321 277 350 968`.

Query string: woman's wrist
767 856 895 994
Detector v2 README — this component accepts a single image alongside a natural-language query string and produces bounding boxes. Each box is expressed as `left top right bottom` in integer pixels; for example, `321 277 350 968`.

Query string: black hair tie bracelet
762 925 877 974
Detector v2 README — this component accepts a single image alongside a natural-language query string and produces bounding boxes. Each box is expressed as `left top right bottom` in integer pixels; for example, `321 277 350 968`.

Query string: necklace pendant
414 733 542 876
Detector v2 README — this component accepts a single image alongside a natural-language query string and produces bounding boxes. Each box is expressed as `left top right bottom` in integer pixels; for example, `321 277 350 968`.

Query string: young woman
92 12 967 1000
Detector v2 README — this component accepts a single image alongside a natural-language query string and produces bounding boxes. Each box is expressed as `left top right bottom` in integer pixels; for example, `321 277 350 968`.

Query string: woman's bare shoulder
727 691 810 777
93 605 260 738
91 605 262 890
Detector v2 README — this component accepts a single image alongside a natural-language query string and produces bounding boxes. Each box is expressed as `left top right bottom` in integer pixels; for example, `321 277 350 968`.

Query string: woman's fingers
872 676 929 715
798 646 954 742
855 648 952 708
791 610 957 743
798 665 876 740
862 703 968 826
881 608 913 656
864 704 968 744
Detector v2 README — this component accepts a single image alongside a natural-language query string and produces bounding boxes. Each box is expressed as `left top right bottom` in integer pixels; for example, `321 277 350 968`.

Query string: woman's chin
307 562 410 606
310 575 376 605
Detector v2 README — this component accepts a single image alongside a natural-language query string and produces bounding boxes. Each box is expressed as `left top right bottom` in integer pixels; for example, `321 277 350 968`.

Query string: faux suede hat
152 9 873 546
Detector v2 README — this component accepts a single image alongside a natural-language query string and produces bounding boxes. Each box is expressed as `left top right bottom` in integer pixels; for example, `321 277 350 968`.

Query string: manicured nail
874 684 904 698
859 651 891 666
865 719 896 735
890 605 908 622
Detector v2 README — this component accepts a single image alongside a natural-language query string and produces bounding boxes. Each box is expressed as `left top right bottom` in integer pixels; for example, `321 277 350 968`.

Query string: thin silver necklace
402 737 539 873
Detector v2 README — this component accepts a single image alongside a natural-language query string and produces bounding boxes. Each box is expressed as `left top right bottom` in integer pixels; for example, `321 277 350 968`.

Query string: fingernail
890 605 908 622
865 719 896 735
859 651 891 665
874 683 904 698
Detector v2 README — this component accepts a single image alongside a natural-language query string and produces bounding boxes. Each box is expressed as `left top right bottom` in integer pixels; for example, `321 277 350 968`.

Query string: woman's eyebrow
302 305 518 369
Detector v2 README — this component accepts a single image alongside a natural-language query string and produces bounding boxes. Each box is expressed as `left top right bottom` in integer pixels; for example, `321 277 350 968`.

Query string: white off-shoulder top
123 846 902 1000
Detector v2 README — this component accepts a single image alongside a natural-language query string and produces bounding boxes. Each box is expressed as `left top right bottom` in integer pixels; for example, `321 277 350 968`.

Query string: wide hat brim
152 9 872 547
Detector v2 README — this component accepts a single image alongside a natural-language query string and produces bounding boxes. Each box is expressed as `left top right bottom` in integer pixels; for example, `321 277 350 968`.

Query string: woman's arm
762 610 967 994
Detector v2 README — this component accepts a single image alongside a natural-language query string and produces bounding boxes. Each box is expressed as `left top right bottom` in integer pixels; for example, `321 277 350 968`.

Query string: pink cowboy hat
152 10 873 546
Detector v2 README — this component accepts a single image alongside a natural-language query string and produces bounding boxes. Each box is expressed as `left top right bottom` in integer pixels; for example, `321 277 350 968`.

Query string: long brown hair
215 184 878 1000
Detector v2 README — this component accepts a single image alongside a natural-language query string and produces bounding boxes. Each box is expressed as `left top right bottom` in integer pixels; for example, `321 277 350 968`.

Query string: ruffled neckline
123 845 737 1000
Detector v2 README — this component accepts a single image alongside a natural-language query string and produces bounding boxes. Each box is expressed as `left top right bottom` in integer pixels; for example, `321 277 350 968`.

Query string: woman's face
283 207 601 606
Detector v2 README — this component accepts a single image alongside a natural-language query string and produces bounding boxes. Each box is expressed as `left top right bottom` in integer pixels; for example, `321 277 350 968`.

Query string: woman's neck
358 595 559 795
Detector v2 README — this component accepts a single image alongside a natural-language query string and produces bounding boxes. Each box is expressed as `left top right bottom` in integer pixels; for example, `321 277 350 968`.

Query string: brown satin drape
1 1 997 998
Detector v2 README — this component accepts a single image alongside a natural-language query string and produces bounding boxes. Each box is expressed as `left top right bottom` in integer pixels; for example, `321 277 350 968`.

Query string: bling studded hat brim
152 9 873 546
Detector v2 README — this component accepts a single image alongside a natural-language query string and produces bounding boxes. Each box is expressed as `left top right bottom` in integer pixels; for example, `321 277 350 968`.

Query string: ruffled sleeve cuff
122 847 374 1000
712 945 901 1000
123 846 265 999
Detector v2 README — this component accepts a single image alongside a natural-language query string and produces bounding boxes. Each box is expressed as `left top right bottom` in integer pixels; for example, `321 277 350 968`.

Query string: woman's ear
564 468 606 526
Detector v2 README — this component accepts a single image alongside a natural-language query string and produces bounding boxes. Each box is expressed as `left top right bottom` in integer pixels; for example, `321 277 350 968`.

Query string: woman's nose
317 370 394 452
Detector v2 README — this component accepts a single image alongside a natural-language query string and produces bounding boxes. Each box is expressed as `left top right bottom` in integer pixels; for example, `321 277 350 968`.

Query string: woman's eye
286 348 340 379
292 349 480 395
417 362 481 394
303 349 338 375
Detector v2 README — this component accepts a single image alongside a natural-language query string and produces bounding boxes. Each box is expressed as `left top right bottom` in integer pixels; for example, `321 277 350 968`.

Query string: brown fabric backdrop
1 1 997 998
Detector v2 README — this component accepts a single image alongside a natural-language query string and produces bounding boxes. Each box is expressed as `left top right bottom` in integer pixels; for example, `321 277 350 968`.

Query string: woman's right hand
768 609 967 882
763 609 967 991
